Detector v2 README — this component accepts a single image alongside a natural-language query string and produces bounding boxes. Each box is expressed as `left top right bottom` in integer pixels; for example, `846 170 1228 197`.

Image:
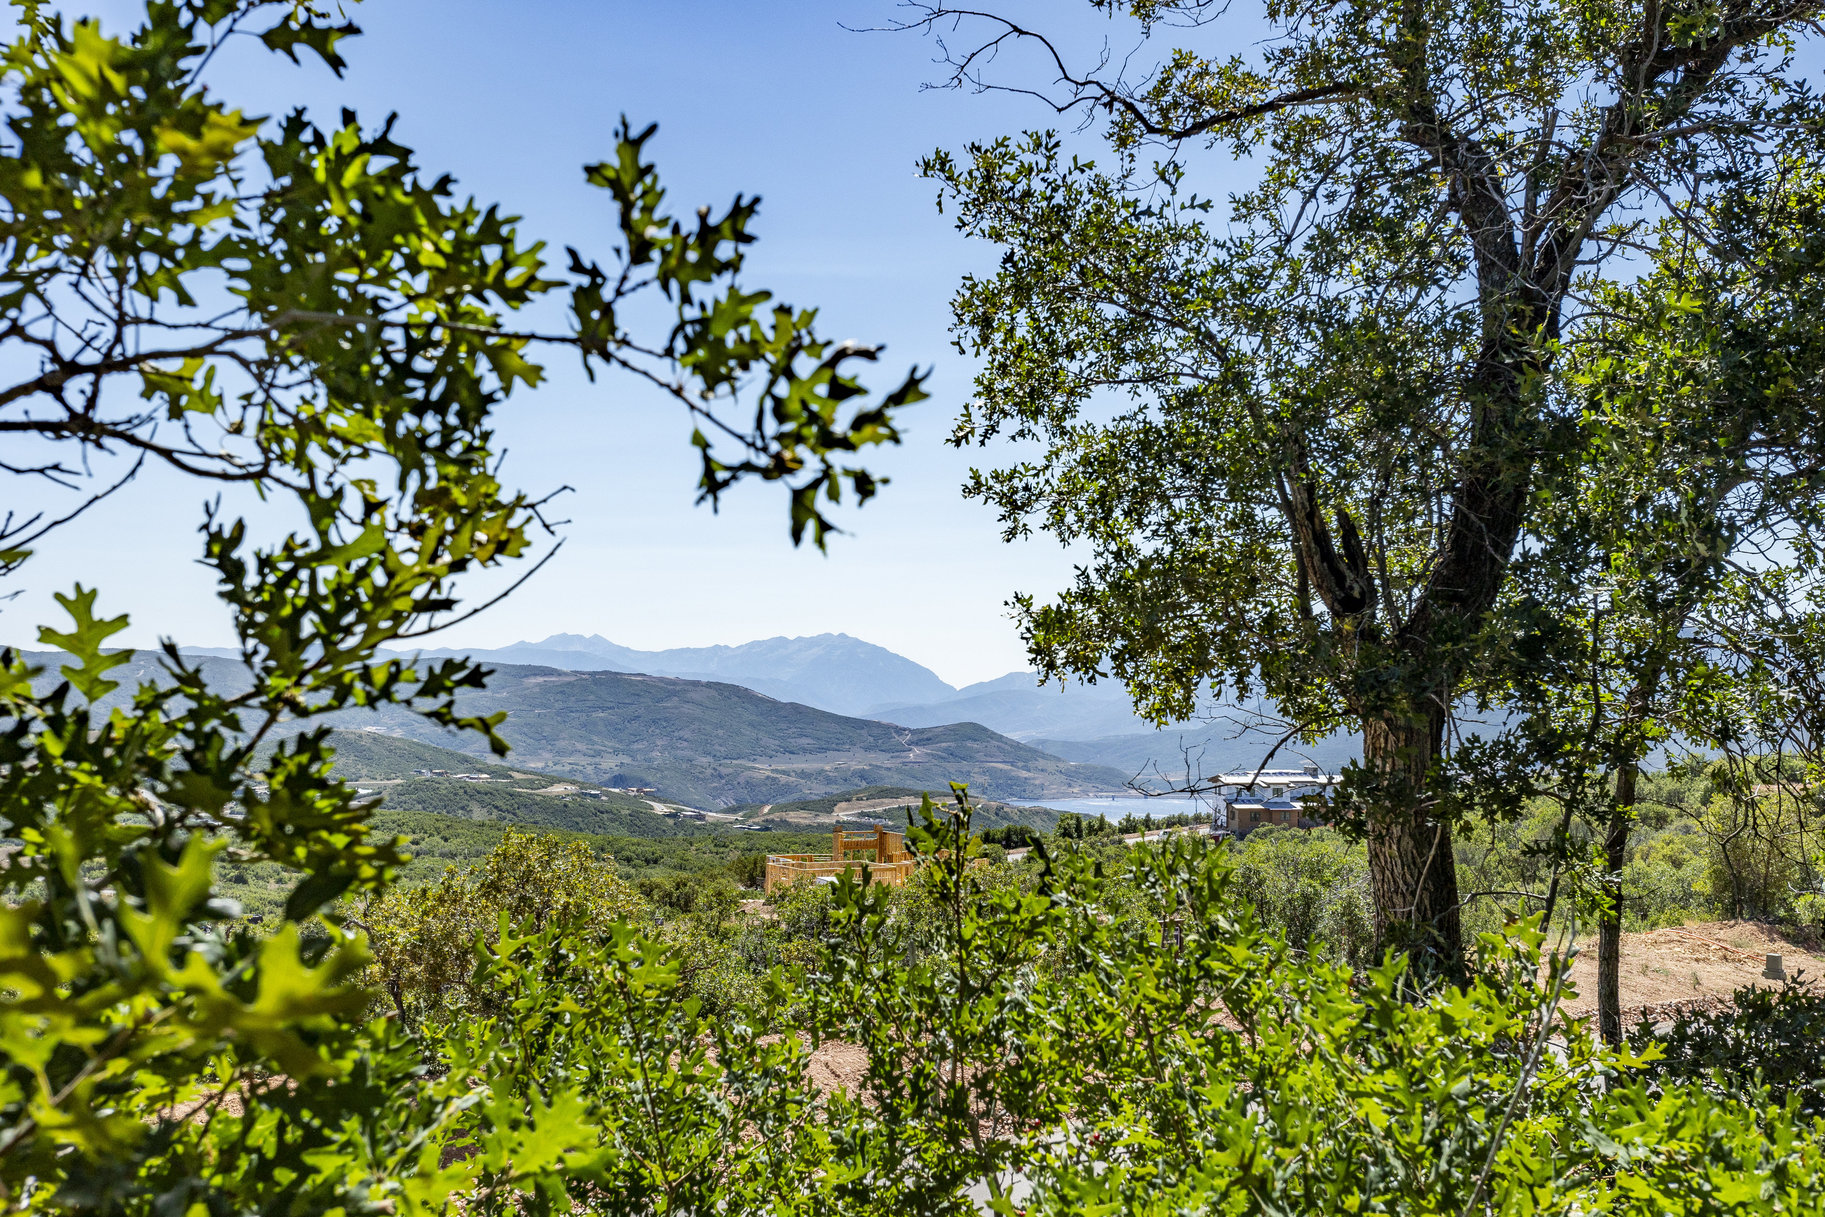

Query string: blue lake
1007 793 1216 820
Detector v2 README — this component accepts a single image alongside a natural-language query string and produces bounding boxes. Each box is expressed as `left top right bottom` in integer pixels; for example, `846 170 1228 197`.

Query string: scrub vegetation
6 2 1825 1214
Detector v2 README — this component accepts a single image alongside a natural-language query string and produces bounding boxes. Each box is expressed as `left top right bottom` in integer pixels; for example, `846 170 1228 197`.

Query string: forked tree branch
881 6 1362 140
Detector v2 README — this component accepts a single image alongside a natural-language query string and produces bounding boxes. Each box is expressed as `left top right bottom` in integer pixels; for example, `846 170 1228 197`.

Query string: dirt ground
832 796 922 818
803 1040 871 1094
1558 919 1825 1022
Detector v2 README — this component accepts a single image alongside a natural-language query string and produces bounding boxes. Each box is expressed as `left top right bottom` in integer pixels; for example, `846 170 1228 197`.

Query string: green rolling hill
341 664 1130 807
313 729 700 836
17 650 1131 808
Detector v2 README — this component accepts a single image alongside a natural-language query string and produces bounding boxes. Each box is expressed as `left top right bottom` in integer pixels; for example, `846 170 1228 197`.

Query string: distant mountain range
412 633 955 718
410 633 1161 738
20 649 1131 809
23 628 1360 801
346 664 1131 808
867 671 1156 740
407 632 1361 779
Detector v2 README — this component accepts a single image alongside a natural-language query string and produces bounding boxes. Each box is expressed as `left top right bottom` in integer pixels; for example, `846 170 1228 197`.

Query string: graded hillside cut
719 785 1062 832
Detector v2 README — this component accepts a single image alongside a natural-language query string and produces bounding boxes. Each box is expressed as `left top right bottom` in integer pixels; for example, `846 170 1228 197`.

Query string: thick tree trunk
1362 711 1463 975
1598 762 1635 1045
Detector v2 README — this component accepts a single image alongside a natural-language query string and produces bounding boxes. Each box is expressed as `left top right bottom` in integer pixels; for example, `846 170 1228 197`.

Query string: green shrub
358 829 649 1027
1227 826 1376 965
1633 981 1825 1117
1625 824 1713 927
806 793 1825 1214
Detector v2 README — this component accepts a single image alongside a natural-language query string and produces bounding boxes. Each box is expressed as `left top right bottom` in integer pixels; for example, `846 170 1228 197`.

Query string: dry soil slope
1560 920 1825 1023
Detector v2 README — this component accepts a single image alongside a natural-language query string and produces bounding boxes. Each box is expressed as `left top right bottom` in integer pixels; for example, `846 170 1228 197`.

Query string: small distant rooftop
1213 767 1340 788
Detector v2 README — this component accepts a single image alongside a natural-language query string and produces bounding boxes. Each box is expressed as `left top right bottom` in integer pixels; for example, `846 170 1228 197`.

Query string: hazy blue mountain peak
531 632 623 654
428 631 955 717
955 671 1043 697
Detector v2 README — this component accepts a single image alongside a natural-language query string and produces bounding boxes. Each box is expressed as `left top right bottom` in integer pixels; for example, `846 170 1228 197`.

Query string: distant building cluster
410 768 513 782
1210 766 1337 837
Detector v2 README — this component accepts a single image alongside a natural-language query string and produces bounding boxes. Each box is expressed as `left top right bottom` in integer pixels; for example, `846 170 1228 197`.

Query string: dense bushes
1450 768 1822 941
359 830 650 1027
1052 811 1119 839
1697 789 1822 924
1226 826 1376 965
433 918 830 1210
980 823 1041 848
1633 980 1825 1117
797 799 1825 1214
355 776 1815 1035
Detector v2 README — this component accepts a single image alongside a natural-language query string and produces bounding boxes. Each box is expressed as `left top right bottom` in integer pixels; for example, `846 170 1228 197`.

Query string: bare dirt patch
1560 920 1825 1020
804 1040 870 1095
832 796 921 819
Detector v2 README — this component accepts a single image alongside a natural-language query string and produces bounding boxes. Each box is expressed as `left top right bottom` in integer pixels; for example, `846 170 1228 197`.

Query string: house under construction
764 825 916 893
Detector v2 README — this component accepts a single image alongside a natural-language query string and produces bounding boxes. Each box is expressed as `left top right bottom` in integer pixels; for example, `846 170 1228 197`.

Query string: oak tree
909 0 1825 964
0 2 918 1207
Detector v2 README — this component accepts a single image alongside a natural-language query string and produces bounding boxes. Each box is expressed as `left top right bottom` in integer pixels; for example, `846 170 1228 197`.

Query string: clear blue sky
12 0 1212 687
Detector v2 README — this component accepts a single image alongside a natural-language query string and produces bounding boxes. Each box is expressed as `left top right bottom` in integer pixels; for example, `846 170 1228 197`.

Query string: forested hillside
343 663 1130 805
316 730 701 835
718 784 1062 832
17 650 1128 807
309 729 522 781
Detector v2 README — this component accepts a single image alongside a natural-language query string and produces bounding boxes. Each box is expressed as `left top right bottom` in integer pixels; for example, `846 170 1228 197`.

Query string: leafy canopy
905 0 1825 958
913 0 1822 755
0 1 918 1208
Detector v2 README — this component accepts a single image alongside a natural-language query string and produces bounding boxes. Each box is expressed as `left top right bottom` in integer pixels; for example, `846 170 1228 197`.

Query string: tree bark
1599 665 1663 1045
1598 761 1635 1045
1362 710 1463 975
387 976 413 1034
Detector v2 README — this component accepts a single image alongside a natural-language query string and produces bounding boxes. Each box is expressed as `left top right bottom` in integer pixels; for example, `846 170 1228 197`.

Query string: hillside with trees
718 784 1063 833
17 649 1131 807
5 2 1825 1214
344 663 1133 806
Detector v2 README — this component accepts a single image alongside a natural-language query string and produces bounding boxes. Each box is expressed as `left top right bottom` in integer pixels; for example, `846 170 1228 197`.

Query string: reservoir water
1007 793 1216 821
